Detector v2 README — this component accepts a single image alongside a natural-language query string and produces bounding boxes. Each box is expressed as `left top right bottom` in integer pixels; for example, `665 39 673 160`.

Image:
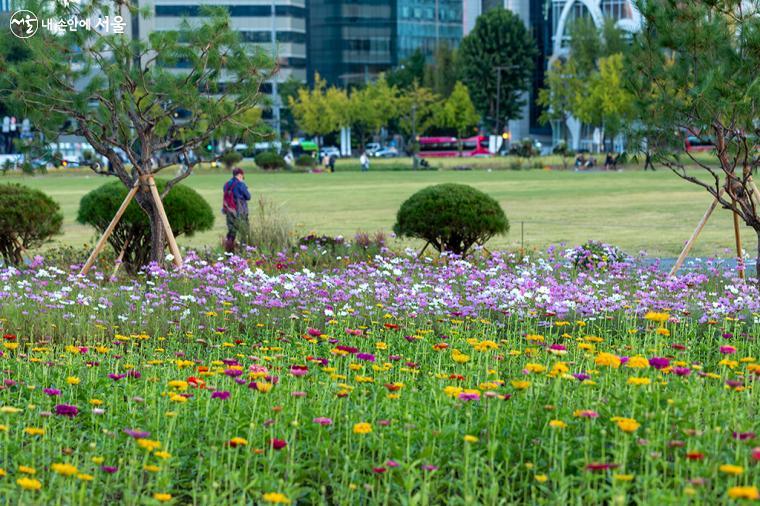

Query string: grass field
3 163 752 258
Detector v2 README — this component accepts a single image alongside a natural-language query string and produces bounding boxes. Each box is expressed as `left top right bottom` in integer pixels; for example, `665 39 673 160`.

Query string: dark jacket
224 177 251 215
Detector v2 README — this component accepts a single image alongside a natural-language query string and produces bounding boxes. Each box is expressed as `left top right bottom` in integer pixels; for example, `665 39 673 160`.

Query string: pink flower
313 417 333 426
751 447 760 461
211 391 230 400
290 365 309 377
720 346 736 355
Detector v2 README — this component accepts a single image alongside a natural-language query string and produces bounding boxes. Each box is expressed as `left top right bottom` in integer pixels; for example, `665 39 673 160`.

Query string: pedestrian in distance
329 154 336 173
360 151 369 172
221 167 251 253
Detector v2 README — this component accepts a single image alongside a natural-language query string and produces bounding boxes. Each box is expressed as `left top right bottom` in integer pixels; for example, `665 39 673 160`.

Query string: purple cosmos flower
43 388 62 396
101 466 119 474
54 404 78 417
224 369 243 377
673 367 691 376
313 417 333 426
108 373 127 381
356 353 376 362
123 429 151 439
573 373 591 382
211 391 230 400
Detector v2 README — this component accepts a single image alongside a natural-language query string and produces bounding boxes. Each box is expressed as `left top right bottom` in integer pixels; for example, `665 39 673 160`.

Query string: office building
307 0 464 87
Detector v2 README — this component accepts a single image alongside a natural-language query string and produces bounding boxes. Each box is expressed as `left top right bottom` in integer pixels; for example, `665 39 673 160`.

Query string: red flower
751 447 760 461
384 323 399 330
686 452 705 461
384 383 401 392
585 463 619 471
270 438 287 450
187 376 206 389
3 334 17 341
372 467 387 474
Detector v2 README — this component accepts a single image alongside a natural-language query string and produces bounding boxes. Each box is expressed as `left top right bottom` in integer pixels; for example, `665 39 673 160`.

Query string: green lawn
3 165 750 257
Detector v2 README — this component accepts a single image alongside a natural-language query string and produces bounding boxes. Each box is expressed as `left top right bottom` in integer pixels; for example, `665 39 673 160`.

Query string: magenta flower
673 367 691 376
306 328 322 337
421 464 438 472
649 357 670 370
271 438 287 450
720 346 736 355
458 392 480 402
108 373 126 381
43 388 61 396
211 391 230 400
356 353 376 362
224 369 243 378
100 466 119 474
386 460 399 468
290 365 309 377
313 417 333 426
54 404 78 417
123 428 150 439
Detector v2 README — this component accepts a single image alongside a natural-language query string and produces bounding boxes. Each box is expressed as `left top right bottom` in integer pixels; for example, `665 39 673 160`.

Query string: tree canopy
458 9 538 132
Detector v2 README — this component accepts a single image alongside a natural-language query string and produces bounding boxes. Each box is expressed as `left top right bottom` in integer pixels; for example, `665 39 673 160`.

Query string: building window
601 0 633 20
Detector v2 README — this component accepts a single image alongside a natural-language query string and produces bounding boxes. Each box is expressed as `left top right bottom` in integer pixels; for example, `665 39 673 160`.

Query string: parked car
684 135 714 152
365 143 381 156
373 146 399 158
319 146 341 159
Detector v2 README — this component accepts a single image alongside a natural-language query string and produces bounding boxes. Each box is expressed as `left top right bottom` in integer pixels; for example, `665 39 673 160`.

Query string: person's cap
232 168 244 176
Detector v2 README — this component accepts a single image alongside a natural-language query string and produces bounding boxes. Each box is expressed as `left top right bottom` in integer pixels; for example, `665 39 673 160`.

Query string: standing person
328 154 336 173
222 167 251 253
359 151 369 172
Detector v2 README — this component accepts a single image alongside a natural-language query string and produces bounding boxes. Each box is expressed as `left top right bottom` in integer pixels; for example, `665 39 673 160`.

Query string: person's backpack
222 180 238 215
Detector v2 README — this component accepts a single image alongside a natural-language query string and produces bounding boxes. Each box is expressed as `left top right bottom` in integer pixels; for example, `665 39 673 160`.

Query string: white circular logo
10 10 39 39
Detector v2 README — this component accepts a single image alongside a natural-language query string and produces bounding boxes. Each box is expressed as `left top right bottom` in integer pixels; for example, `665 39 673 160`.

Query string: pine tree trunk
135 189 167 266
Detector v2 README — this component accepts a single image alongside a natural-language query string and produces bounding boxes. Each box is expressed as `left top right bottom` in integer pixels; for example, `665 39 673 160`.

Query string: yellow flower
0 406 22 414
16 477 42 490
23 427 44 436
443 386 463 398
167 380 188 391
136 439 161 452
463 435 478 443
0 468 6 477
91 457 104 465
626 356 650 368
51 463 78 476
262 492 291 504
144 464 160 472
548 420 567 429
168 393 187 403
3 342 18 350
229 437 248 446
154 451 171 459
89 399 103 406
511 380 531 390
0 424 7 432
627 377 651 386
66 377 80 385
18 465 36 475
613 474 634 482
525 363 547 374
534 474 548 483
255 382 273 393
719 464 744 475
644 311 670 323
76 473 93 481
613 417 640 433
452 350 470 363
728 486 759 500
595 352 621 368
353 422 372 435
153 493 172 502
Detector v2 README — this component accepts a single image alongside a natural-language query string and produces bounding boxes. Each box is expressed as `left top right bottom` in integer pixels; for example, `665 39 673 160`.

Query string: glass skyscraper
396 0 463 61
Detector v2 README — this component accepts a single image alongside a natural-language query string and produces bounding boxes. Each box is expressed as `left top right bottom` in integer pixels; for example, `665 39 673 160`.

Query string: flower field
1 250 759 504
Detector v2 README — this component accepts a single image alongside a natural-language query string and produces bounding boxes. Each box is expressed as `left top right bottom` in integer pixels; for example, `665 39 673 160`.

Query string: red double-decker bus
418 136 490 157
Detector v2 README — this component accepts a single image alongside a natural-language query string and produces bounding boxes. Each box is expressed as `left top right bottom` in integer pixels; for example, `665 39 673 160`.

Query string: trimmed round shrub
393 183 508 256
255 151 285 170
0 183 63 265
220 150 243 169
77 180 213 273
295 154 315 167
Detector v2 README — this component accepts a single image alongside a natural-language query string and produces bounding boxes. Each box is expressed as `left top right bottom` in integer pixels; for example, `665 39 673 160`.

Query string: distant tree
433 82 479 155
458 9 538 132
278 76 305 139
348 75 399 147
538 18 631 148
0 1 275 265
423 43 459 98
397 83 440 166
628 0 760 281
289 74 340 151
387 49 426 90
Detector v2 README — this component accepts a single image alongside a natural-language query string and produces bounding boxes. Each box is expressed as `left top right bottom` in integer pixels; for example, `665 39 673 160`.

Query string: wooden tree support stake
79 181 139 276
669 191 723 277
417 241 430 258
147 175 183 268
110 238 130 279
731 200 744 280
